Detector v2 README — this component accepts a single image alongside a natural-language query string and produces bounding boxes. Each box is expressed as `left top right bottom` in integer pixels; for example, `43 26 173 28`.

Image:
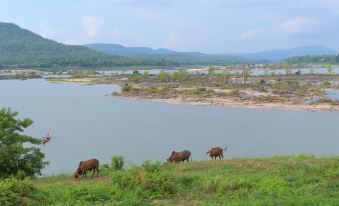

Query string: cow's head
74 172 80 178
74 168 82 178
167 151 177 163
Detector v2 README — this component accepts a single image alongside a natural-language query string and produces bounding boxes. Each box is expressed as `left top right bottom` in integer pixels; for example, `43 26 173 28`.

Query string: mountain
85 43 179 56
84 43 209 56
237 46 338 61
84 43 256 65
0 23 253 69
0 23 192 68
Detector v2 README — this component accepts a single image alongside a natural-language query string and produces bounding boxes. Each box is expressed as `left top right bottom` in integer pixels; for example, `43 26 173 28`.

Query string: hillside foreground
1 156 338 205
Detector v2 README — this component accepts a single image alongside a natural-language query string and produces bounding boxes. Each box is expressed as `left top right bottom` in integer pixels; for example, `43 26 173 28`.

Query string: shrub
322 81 331 88
0 177 46 206
229 89 241 97
121 84 133 92
111 156 125 171
112 163 177 199
193 87 214 95
142 161 162 173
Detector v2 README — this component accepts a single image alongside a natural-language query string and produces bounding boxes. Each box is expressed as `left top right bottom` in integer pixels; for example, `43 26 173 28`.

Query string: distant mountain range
84 43 206 56
0 23 250 68
85 44 338 62
0 22 337 69
235 46 338 61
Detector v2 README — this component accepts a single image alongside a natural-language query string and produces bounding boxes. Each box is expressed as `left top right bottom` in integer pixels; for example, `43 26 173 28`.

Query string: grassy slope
29 156 339 206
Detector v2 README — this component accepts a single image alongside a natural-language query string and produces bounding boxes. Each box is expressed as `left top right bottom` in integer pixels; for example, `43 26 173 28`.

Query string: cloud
240 28 262 39
81 16 103 39
278 18 314 34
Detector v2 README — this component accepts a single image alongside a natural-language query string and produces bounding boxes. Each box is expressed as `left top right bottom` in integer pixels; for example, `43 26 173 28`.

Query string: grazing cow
167 150 191 163
74 159 99 178
207 147 227 160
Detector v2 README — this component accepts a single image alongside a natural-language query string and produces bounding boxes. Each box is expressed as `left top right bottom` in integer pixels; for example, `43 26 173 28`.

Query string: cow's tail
190 154 192 162
224 146 228 152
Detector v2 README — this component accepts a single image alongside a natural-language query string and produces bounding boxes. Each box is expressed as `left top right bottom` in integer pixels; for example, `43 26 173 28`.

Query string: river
1 79 338 175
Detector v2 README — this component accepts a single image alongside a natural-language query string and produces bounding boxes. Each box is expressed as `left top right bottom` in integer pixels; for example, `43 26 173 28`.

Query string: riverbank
2 156 338 205
48 71 339 111
116 93 339 111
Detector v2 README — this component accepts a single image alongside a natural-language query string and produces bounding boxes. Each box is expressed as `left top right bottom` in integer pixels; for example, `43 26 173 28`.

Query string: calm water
97 67 339 76
327 89 339 100
1 79 339 175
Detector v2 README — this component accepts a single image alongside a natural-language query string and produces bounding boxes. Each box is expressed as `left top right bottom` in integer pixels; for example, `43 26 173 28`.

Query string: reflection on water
0 79 338 175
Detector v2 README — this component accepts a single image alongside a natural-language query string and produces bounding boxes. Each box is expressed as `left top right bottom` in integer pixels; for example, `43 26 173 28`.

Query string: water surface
1 79 338 175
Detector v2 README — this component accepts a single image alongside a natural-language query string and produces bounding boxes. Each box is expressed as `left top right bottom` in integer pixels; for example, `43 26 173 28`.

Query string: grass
2 156 339 205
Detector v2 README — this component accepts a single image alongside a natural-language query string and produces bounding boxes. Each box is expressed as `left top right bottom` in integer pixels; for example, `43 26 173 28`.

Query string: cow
206 146 227 160
167 150 191 163
74 159 100 178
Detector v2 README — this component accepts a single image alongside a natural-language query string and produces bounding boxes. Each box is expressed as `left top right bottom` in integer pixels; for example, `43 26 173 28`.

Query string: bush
142 161 162 173
229 89 241 97
193 87 214 95
0 177 46 206
322 81 331 88
121 84 133 92
112 156 125 171
112 163 177 199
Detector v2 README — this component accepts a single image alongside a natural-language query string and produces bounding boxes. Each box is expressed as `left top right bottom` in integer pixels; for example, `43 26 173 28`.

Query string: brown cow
167 150 191 163
207 147 227 160
74 159 99 178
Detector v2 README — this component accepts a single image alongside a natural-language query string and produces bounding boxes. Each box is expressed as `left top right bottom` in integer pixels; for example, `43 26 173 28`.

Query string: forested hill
0 23 253 69
84 43 254 65
0 23 177 68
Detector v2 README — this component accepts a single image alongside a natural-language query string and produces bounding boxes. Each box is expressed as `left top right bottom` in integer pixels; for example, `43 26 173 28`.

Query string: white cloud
240 28 262 39
81 16 103 39
278 18 314 34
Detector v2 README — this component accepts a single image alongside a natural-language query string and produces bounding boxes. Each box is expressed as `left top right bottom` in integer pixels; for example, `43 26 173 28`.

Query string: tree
0 108 48 178
241 68 250 84
327 64 333 75
158 70 171 82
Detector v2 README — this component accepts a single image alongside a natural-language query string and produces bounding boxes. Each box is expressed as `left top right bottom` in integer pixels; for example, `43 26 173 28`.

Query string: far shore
48 77 339 111
116 95 339 111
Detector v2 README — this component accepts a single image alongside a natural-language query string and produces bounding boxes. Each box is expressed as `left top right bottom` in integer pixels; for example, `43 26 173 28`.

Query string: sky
0 0 338 53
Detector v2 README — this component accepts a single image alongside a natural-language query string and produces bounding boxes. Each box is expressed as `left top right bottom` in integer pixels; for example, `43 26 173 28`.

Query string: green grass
1 156 339 205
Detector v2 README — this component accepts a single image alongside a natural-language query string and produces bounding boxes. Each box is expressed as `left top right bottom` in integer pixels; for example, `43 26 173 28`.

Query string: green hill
0 23 178 68
85 43 257 65
0 22 254 69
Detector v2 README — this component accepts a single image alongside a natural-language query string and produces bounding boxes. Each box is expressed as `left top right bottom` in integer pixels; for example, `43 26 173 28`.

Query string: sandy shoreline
115 95 339 111
50 78 339 111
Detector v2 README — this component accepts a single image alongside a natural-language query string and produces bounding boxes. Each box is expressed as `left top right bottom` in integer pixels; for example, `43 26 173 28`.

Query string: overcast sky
0 0 338 53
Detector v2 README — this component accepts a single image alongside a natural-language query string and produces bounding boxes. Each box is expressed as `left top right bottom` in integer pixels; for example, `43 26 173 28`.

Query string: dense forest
0 23 251 69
